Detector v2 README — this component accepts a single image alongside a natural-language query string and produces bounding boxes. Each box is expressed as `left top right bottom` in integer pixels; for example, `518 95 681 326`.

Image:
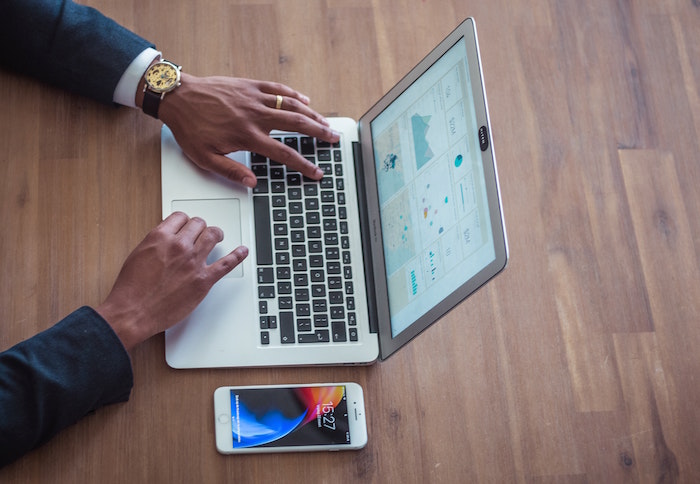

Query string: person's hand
157 74 340 188
95 212 248 351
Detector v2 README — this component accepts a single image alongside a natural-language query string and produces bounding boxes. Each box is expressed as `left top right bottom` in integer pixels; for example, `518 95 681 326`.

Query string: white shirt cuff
113 47 162 107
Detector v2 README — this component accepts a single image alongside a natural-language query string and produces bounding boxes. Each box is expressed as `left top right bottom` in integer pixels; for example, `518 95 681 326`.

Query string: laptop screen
359 19 507 359
370 37 496 337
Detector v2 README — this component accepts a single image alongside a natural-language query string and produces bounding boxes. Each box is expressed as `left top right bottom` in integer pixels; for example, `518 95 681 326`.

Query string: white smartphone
213 382 368 453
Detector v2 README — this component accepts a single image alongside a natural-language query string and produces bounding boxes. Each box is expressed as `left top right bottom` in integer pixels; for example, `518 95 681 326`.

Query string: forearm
0 306 133 468
0 0 154 104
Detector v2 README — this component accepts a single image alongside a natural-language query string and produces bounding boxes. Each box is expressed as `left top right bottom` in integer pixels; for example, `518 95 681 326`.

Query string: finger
177 216 207 243
271 94 328 125
189 150 258 188
194 225 224 254
269 109 340 145
209 245 249 281
257 139 323 180
259 81 311 106
159 211 190 233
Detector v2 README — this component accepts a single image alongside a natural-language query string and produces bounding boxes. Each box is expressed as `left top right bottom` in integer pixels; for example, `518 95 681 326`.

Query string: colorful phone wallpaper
229 386 351 448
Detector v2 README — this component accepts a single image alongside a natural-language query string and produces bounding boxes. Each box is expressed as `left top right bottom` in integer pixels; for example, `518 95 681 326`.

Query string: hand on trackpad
171 199 243 278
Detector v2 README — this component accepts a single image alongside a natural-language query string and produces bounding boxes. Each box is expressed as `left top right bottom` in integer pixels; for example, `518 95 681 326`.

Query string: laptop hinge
353 141 379 335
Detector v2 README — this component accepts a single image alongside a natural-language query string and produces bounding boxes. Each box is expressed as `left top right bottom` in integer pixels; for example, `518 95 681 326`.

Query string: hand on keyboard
159 75 340 188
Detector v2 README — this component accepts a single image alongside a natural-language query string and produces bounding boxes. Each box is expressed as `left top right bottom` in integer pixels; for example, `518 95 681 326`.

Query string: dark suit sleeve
0 0 155 104
0 306 134 468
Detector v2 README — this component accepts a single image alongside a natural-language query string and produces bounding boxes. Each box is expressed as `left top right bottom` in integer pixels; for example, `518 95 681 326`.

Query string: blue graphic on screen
229 386 350 448
411 114 434 170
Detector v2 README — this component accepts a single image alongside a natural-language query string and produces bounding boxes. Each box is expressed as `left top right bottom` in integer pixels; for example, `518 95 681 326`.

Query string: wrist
95 300 148 352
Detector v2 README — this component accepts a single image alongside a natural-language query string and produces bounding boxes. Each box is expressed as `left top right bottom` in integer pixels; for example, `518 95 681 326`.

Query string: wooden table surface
2 0 700 482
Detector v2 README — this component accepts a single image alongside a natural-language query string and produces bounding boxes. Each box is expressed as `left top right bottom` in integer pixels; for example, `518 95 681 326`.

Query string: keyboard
252 134 359 346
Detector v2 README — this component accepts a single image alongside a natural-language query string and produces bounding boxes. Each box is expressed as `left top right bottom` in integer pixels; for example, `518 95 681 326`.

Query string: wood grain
2 0 700 482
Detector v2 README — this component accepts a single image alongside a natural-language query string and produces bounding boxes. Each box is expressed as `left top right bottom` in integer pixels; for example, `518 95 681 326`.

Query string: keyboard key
254 178 269 194
257 268 274 284
279 297 293 309
297 319 312 332
258 286 275 298
284 137 299 152
310 269 324 282
329 291 344 305
287 173 302 185
260 331 270 345
298 330 330 343
300 137 315 155
274 238 289 251
314 314 329 327
296 304 311 316
312 284 326 298
275 252 289 265
332 321 347 342
307 226 322 239
288 187 302 199
313 299 328 313
306 212 321 224
252 164 268 177
253 196 273 265
280 312 295 344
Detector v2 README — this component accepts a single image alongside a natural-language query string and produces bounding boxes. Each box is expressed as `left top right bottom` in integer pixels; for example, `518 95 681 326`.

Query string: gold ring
275 95 283 109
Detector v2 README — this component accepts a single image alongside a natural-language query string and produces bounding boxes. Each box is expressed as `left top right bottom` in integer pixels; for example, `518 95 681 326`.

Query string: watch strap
142 89 162 119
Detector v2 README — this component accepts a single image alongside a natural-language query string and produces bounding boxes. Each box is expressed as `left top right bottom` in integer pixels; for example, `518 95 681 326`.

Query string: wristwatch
142 59 182 119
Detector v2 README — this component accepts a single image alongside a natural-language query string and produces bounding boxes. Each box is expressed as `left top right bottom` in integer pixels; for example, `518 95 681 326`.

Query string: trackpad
171 199 243 278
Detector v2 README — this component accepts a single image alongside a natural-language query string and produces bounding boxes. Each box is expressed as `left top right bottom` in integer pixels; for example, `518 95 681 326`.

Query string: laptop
160 18 508 368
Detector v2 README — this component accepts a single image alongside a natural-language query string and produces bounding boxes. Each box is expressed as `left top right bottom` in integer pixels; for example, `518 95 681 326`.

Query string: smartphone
213 382 368 453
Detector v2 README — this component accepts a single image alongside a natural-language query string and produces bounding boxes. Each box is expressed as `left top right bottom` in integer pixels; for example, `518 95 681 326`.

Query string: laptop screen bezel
356 18 508 360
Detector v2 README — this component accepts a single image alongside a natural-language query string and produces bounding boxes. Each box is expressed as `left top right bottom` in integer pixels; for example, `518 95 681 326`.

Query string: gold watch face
145 61 181 93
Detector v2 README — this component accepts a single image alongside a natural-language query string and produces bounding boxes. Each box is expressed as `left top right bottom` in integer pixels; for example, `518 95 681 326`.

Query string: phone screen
228 385 351 448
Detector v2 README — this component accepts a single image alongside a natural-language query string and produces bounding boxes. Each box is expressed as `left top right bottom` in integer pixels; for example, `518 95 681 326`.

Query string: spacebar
253 196 273 265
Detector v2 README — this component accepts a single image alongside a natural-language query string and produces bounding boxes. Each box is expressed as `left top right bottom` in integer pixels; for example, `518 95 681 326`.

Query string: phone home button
218 414 229 424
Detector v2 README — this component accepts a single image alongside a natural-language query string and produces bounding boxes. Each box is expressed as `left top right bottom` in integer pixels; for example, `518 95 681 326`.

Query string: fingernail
314 168 324 179
242 176 256 188
300 94 310 104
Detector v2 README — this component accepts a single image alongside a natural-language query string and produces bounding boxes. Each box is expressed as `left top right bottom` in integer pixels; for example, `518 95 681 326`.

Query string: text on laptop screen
370 38 497 338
